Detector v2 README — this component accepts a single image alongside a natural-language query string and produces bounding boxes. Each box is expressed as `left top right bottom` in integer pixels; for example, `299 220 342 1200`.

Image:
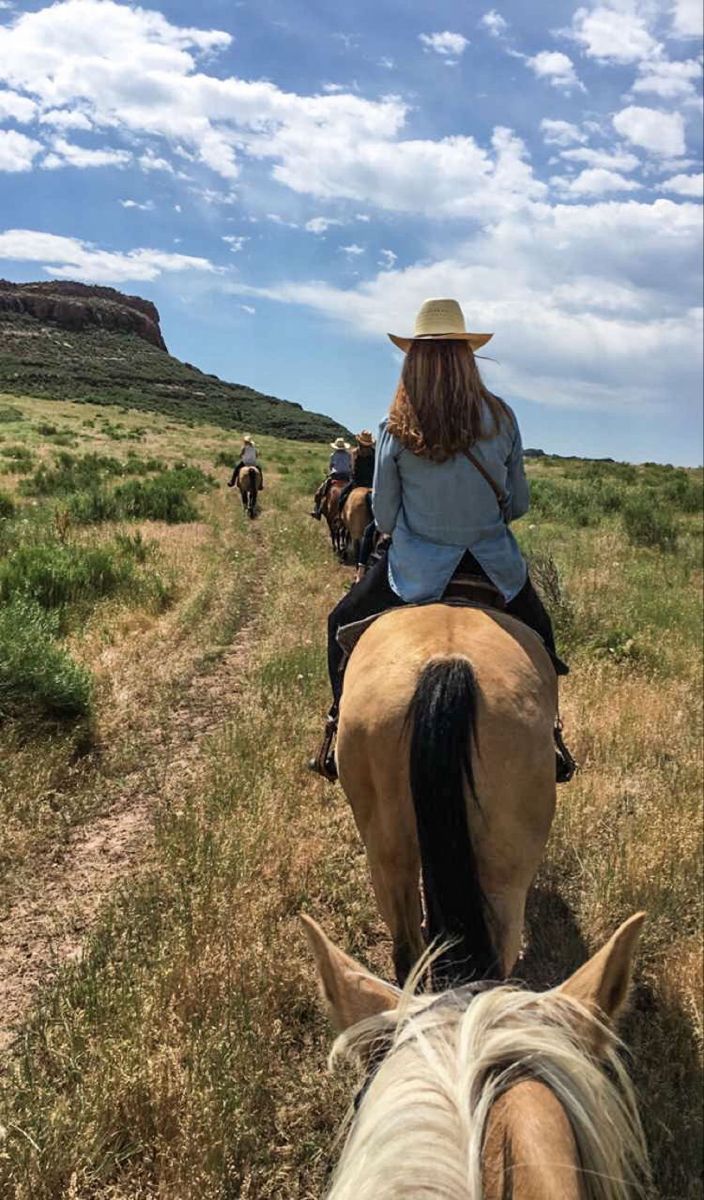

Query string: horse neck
328 989 648 1200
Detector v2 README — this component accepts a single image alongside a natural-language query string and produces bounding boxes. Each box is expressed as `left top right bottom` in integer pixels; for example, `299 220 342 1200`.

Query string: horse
238 465 260 518
340 486 371 563
321 478 349 558
303 911 649 1200
336 603 557 987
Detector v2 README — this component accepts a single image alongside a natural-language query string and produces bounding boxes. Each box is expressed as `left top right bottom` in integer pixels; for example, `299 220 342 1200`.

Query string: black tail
408 657 500 988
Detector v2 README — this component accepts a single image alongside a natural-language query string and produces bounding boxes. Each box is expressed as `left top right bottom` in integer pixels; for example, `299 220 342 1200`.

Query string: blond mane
327 979 649 1200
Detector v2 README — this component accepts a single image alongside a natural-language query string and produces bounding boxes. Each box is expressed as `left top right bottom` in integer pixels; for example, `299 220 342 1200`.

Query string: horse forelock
327 983 649 1200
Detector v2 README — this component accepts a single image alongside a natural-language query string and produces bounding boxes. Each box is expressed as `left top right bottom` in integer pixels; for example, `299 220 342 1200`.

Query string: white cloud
231 199 702 414
658 172 703 196
479 11 508 37
340 242 365 256
632 57 702 100
0 89 37 123
304 216 343 234
526 51 584 92
540 118 588 146
42 137 131 170
0 228 217 283
560 146 640 171
569 5 660 64
377 56 395 69
613 105 686 156
138 150 175 174
379 248 397 268
0 129 42 171
672 0 703 38
240 303 255 314
222 234 248 251
119 198 154 210
39 108 92 130
552 167 642 196
419 31 469 59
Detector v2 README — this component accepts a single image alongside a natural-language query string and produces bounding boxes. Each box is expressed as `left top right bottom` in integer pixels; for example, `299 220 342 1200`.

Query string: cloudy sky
0 0 702 462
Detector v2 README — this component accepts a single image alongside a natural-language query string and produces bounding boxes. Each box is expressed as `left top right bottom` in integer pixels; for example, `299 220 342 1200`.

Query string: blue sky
0 0 702 462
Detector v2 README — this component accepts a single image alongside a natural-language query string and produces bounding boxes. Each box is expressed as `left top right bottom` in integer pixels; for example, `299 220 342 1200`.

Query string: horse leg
339 760 424 985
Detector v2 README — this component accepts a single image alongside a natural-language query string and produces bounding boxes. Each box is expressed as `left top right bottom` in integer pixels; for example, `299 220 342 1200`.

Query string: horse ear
559 913 645 1051
302 914 399 1033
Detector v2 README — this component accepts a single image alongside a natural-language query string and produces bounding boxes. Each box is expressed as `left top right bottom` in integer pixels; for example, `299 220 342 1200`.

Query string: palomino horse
303 912 650 1200
237 465 260 518
321 478 349 557
336 603 557 986
341 486 371 563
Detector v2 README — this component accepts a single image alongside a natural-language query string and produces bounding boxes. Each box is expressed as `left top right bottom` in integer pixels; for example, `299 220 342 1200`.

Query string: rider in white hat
228 433 264 490
310 298 575 783
310 436 353 519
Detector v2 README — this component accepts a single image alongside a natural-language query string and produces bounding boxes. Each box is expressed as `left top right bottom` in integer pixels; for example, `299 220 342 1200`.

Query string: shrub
67 489 121 524
0 445 34 473
20 451 125 496
0 405 24 423
0 541 138 611
35 422 58 436
113 477 199 523
0 490 15 519
622 493 678 552
0 598 92 720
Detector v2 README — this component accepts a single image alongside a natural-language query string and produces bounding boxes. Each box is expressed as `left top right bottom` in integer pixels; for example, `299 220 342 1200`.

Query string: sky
0 0 702 463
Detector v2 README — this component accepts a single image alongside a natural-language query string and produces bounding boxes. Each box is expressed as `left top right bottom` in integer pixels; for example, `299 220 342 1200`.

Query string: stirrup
555 720 578 784
308 715 338 781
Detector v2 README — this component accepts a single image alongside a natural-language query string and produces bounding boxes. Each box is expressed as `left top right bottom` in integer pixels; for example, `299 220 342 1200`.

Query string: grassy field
0 392 701 1199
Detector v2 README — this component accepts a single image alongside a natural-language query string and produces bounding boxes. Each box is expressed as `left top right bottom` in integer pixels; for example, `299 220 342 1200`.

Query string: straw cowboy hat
331 436 351 450
356 430 375 447
242 433 255 445
388 298 493 353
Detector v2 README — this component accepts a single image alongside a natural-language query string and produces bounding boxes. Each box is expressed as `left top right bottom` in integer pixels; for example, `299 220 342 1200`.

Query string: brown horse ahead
341 486 371 562
336 603 557 987
321 478 348 557
238 466 260 518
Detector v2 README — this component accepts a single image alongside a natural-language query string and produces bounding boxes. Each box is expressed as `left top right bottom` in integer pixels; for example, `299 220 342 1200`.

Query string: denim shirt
372 404 529 603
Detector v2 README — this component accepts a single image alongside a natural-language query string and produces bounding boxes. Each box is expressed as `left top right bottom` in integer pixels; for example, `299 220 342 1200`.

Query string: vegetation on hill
0 392 701 1199
0 281 350 442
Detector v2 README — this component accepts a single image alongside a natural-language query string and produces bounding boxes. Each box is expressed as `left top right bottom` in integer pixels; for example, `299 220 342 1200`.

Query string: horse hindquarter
336 605 557 983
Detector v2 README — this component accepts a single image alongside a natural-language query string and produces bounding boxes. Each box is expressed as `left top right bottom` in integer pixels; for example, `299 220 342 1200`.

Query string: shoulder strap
463 448 509 519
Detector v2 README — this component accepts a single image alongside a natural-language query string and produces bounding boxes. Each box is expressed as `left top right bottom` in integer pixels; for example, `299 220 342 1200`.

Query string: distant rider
228 434 264 489
337 430 376 515
310 437 352 519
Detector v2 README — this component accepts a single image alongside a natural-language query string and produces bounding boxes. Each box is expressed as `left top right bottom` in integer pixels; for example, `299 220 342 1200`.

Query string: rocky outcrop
0 280 166 351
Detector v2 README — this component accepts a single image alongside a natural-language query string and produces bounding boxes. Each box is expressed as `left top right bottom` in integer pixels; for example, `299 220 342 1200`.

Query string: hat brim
330 441 351 450
387 332 493 352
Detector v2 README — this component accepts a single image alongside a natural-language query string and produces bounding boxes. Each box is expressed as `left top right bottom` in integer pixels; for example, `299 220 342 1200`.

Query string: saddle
337 571 507 659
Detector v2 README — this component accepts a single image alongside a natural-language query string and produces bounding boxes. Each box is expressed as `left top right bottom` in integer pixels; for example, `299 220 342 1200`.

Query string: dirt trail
0 528 268 1056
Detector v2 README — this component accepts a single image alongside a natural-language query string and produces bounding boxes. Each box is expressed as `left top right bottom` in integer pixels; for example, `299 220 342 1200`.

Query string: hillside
0 280 349 442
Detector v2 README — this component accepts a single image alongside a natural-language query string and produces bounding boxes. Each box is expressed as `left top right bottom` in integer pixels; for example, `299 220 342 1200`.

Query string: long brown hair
387 340 509 461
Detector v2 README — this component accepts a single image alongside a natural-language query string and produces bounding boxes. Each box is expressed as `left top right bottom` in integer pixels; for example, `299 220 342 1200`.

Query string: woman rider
309 298 574 782
337 429 376 512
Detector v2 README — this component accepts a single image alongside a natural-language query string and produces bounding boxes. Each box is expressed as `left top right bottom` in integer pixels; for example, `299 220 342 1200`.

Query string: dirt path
0 526 269 1057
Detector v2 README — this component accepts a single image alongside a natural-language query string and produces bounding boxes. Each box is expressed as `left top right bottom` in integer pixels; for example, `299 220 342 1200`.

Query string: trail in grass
0 512 272 1056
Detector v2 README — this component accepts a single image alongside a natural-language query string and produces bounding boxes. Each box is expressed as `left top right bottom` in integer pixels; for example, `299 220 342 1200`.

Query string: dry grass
0 399 701 1199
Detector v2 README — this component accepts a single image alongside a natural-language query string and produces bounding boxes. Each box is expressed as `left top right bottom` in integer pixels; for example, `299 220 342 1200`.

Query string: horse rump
407 656 500 988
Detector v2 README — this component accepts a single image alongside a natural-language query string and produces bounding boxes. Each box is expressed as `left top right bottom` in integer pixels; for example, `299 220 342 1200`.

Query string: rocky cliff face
0 280 166 351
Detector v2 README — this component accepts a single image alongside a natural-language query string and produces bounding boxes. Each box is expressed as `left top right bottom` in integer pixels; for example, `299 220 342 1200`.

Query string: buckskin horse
237 465 260 518
303 911 649 1200
336 601 558 987
341 486 371 563
321 478 349 557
